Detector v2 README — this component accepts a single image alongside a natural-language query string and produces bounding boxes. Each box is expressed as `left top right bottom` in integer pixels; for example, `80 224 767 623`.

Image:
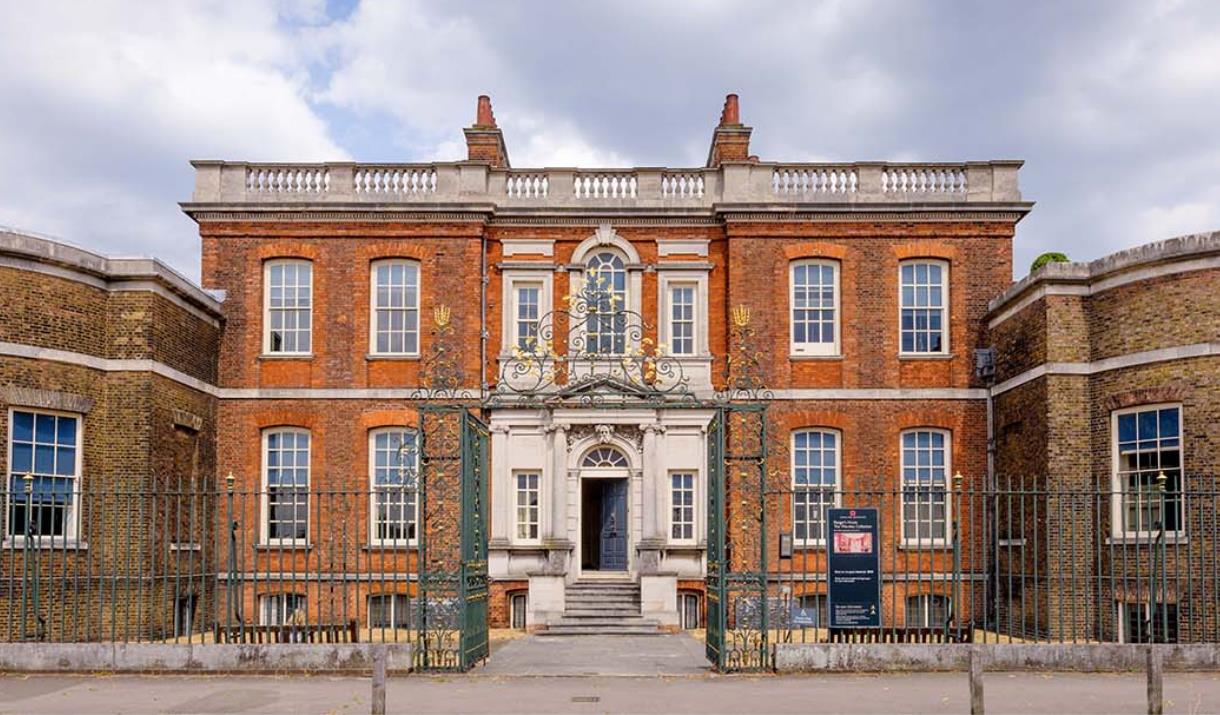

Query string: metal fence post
1146 645 1163 715
371 644 387 715
969 646 984 715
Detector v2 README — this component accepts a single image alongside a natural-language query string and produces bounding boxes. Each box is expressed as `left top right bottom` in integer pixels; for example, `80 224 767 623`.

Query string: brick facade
989 231 1220 642
7 95 1214 647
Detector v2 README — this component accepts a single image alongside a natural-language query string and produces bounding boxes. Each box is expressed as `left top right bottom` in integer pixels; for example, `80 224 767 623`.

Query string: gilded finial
731 304 751 327
225 471 235 492
23 473 33 494
433 304 452 328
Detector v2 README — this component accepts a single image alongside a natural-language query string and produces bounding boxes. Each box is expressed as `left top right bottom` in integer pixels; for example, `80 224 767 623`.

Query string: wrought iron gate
705 403 771 671
415 405 489 671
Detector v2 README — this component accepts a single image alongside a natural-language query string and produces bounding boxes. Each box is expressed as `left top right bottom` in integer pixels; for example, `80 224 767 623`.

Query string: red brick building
6 95 1216 650
179 95 1027 633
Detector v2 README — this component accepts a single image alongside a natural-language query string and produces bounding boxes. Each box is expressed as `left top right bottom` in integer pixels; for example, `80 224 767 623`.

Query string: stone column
487 423 512 578
543 423 571 577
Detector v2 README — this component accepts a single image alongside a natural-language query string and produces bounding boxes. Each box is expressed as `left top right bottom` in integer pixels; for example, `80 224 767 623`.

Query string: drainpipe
480 233 489 405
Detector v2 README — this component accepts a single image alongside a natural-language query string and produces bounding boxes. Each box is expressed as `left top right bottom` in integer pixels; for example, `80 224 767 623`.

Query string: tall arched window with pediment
585 251 628 355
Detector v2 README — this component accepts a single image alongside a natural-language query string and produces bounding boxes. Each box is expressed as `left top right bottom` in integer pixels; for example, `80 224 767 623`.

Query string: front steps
539 578 663 636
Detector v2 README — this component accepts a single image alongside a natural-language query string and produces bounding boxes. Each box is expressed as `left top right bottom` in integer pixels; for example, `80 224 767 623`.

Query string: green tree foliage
1030 252 1069 272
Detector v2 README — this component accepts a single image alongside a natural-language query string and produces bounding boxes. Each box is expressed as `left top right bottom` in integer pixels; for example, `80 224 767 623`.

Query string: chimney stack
706 93 752 167
464 94 510 168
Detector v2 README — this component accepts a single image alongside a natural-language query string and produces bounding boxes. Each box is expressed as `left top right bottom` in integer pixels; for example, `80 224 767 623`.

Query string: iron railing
0 479 1213 645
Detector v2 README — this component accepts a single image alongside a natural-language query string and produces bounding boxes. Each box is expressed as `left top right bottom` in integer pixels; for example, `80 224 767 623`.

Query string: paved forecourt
477 633 710 676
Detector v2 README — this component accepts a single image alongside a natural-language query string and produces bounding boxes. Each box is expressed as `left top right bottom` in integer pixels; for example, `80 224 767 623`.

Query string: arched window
581 446 629 468
370 260 421 356
792 429 840 544
585 251 627 355
790 260 839 356
369 427 418 544
899 259 948 354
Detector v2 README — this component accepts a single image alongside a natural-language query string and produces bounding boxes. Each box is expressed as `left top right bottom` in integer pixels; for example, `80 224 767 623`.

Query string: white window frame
791 428 841 546
665 283 698 357
513 281 544 352
263 259 313 356
790 260 841 357
368 427 418 546
367 593 411 629
259 593 306 626
905 594 951 628
898 259 949 356
368 259 421 357
900 428 952 548
501 270 554 357
669 471 697 544
1110 403 1185 539
581 250 631 356
5 407 83 544
679 592 702 629
261 427 310 546
514 471 541 543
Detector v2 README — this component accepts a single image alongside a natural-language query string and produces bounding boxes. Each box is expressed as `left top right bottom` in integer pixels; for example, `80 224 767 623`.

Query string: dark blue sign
827 507 881 628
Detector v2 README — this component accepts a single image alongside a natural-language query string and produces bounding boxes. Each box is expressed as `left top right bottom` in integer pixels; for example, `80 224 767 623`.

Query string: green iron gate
705 402 771 672
415 405 489 671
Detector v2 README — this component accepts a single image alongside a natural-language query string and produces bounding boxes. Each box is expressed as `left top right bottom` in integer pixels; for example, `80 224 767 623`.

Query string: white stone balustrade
882 165 967 194
771 166 857 195
661 172 705 198
245 166 329 194
354 165 436 195
574 172 637 199
191 160 1023 207
506 172 548 198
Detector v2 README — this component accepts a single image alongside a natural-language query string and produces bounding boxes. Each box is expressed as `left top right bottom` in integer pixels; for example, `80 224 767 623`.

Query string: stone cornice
0 227 223 322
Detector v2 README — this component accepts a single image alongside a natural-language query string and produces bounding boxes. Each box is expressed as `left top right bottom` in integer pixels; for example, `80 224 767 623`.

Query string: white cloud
0 1 346 279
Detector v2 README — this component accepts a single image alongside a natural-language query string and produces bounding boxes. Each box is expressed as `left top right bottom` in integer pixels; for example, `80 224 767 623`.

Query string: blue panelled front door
599 479 628 570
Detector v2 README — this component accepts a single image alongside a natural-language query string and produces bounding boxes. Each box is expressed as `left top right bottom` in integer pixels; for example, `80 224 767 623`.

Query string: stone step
538 625 664 636
550 617 658 627
561 609 644 618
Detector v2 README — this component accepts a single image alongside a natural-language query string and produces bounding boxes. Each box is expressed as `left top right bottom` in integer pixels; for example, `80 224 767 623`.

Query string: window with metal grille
899 260 947 354
796 594 828 628
370 260 420 355
585 252 627 355
1120 601 1179 643
259 593 306 626
671 472 695 541
264 429 309 543
901 429 950 544
264 260 312 354
515 472 540 541
368 594 412 629
370 428 418 543
668 284 696 356
792 429 838 543
790 261 839 355
1113 405 1183 535
6 409 80 539
905 594 950 628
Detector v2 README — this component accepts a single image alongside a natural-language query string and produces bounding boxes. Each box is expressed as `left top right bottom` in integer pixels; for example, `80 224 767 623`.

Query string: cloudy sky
1 0 1218 281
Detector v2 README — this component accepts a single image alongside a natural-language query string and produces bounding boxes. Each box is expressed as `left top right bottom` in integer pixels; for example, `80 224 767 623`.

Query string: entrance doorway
581 479 628 571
